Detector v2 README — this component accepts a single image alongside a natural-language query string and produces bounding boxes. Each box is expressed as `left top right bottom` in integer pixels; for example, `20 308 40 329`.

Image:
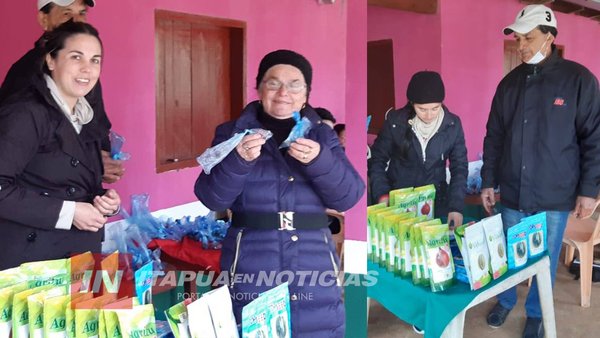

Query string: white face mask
525 34 551 65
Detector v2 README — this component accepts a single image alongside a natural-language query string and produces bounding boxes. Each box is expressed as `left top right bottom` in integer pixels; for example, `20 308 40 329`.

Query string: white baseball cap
38 0 95 11
503 5 557 35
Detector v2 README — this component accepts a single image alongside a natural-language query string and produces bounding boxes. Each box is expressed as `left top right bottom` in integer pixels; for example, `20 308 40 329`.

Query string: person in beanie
0 0 125 184
194 49 364 337
369 71 468 228
481 5 600 338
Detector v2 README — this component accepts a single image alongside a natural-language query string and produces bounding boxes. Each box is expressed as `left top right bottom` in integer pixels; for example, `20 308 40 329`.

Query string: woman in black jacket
369 71 468 228
0 21 120 269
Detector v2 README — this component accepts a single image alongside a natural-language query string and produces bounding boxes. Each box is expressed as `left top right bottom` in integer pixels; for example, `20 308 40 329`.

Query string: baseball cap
38 0 95 11
503 5 557 35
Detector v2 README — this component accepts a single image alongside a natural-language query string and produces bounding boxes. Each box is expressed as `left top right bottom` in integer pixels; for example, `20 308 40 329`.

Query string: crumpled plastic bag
110 131 131 161
197 128 272 174
279 111 312 149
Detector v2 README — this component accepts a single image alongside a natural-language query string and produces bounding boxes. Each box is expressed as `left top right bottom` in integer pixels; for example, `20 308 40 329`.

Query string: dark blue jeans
496 208 569 318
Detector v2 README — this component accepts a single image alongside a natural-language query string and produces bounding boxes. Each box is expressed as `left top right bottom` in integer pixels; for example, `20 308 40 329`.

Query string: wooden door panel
368 39 395 135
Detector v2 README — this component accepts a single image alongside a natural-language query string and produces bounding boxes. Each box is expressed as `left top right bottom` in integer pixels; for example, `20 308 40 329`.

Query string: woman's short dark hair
538 25 558 38
40 3 54 14
333 124 345 135
314 107 337 124
41 20 102 75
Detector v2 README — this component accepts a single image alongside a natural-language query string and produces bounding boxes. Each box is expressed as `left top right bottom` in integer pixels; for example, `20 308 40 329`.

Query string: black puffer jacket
481 48 600 212
369 106 468 216
0 74 107 269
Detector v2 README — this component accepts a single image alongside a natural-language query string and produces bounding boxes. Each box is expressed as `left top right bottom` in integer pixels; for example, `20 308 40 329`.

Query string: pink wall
345 0 367 241
0 0 351 214
441 0 600 160
367 6 441 109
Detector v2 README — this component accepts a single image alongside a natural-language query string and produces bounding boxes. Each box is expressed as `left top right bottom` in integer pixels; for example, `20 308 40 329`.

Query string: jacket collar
524 45 560 74
30 74 102 173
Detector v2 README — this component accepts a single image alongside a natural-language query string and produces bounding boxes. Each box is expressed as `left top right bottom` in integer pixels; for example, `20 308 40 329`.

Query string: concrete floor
368 246 600 337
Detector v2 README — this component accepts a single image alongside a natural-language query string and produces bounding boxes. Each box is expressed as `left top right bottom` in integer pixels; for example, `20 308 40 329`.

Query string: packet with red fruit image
421 224 456 292
415 185 436 220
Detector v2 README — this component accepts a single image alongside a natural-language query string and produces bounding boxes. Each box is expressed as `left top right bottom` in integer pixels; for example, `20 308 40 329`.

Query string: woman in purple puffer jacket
194 50 364 337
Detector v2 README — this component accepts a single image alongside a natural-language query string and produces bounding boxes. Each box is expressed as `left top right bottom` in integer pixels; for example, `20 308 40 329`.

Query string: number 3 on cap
546 11 552 22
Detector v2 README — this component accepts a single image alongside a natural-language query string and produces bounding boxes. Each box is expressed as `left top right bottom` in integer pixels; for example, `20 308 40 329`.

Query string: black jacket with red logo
482 47 600 212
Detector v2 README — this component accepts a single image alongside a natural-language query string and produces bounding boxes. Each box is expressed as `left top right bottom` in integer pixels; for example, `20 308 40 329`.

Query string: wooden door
368 39 396 135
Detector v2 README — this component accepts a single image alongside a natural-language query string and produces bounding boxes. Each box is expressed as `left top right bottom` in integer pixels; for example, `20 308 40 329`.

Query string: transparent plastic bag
110 131 131 161
197 128 272 174
279 111 312 149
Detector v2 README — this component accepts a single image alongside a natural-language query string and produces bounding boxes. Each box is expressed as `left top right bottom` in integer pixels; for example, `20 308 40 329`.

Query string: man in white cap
0 0 125 184
481 5 600 338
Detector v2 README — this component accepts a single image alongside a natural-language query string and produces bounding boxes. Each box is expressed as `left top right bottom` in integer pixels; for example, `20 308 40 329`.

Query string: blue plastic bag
279 111 312 149
110 131 131 161
197 128 272 174
521 212 547 259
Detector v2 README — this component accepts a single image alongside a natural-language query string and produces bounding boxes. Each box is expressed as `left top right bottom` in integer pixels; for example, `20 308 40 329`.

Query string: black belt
231 212 328 230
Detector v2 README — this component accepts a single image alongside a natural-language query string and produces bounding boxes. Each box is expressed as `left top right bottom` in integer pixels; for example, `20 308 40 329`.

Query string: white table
440 255 556 338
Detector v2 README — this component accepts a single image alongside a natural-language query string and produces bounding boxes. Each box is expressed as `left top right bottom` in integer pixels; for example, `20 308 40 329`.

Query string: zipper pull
441 153 444 161
533 66 538 76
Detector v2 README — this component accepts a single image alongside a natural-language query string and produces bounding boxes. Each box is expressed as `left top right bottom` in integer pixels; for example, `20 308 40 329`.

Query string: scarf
44 74 93 134
412 108 444 162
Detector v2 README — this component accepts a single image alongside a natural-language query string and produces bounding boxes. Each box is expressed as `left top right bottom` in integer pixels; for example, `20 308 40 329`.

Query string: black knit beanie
256 50 312 95
406 71 445 104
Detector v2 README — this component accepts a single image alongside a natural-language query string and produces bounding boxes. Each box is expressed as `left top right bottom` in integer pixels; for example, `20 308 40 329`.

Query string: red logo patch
554 99 565 106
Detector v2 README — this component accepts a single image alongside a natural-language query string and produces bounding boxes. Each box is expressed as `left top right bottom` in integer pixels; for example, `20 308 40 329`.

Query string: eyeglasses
262 79 307 94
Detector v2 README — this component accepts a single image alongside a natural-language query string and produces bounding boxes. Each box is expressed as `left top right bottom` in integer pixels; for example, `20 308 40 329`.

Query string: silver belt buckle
278 211 295 231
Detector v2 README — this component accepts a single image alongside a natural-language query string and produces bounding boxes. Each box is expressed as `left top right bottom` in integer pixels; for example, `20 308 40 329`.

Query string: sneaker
522 317 544 338
412 325 424 335
487 302 512 328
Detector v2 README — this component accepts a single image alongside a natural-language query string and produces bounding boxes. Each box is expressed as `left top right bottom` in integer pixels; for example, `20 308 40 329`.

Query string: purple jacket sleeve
194 123 257 211
299 126 365 211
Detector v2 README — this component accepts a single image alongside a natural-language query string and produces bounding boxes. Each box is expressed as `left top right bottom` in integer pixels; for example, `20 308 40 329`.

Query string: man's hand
101 150 125 184
481 188 496 215
448 212 464 230
572 196 597 219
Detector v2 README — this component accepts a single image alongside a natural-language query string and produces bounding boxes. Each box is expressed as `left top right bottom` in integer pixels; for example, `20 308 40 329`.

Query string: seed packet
203 286 239 338
413 220 441 286
20 260 69 289
28 286 68 338
75 294 117 338
164 300 192 338
13 285 57 338
43 294 71 338
521 213 547 258
390 213 417 276
368 206 398 264
242 283 290 338
367 203 386 261
186 296 215 338
114 305 157 338
69 253 95 288
421 224 455 292
455 222 492 290
0 282 29 338
393 191 418 213
415 185 436 220
410 225 423 285
258 283 290 338
102 298 141 338
398 216 428 279
134 263 153 306
389 187 414 207
482 214 508 279
376 208 410 268
507 222 529 269
66 293 93 338
0 268 24 289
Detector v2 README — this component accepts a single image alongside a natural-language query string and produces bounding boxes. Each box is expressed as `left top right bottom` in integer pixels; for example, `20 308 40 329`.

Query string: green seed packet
43 294 71 338
12 285 57 338
75 294 117 338
389 187 413 206
0 282 29 338
28 286 68 338
164 300 191 338
0 268 24 289
102 298 140 338
20 260 68 289
66 294 94 338
415 185 436 220
367 203 387 261
114 305 157 338
422 224 456 292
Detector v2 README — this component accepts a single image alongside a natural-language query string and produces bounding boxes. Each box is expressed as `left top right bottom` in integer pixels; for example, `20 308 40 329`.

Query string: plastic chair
562 198 600 307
